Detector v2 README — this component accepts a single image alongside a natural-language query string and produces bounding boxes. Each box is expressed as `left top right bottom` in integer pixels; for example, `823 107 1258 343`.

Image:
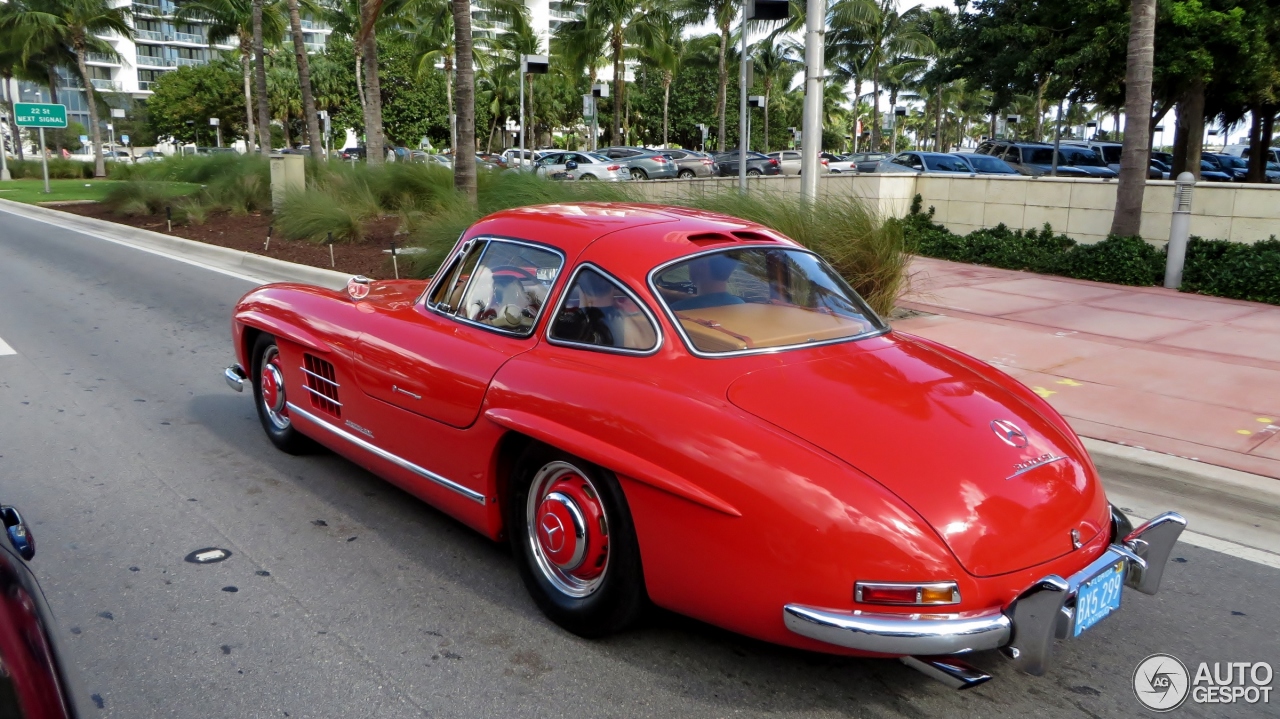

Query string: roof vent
731 231 771 242
686 232 736 243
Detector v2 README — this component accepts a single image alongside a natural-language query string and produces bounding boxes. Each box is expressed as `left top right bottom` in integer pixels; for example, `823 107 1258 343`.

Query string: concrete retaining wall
628 173 1280 245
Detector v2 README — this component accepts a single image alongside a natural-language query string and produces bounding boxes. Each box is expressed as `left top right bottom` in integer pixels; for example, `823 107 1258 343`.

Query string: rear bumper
783 511 1186 675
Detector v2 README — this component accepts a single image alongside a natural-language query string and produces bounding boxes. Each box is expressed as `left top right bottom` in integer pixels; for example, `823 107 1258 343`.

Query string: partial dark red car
224 203 1185 688
1 505 81 718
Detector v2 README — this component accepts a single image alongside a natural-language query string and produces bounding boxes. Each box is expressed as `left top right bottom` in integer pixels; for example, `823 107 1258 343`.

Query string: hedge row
5 159 95 179
900 195 1280 306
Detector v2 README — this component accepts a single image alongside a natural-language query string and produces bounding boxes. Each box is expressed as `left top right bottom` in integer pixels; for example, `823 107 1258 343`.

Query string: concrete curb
1085 437 1280 511
0 197 352 290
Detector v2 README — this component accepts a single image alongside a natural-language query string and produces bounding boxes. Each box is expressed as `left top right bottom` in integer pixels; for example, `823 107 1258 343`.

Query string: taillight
769 159 779 166
821 158 829 165
701 158 713 164
607 165 621 171
855 581 960 606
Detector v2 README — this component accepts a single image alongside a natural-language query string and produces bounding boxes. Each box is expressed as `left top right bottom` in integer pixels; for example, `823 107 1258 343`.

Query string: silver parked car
875 152 977 175
535 151 631 181
766 150 830 175
596 146 678 180
660 148 718 178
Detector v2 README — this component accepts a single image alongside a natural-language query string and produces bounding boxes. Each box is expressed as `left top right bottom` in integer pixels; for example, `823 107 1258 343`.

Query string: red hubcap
535 475 607 581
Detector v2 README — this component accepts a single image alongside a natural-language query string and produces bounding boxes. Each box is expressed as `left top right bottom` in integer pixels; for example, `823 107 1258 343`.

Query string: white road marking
1129 511 1280 570
0 336 15 356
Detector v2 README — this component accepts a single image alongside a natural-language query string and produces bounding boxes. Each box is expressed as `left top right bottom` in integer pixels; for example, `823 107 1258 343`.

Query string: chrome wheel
526 460 610 598
630 168 647 181
259 345 290 431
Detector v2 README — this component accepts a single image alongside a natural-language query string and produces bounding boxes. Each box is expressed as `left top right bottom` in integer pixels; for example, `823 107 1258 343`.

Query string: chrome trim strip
285 402 487 504
300 384 343 406
645 245 890 359
783 604 1012 656
299 366 340 388
224 364 246 392
544 262 664 356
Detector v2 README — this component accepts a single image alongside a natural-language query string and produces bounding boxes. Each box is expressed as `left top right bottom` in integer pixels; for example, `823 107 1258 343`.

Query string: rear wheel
747 168 762 177
579 173 597 180
508 445 645 637
678 169 695 179
251 334 312 454
630 168 648 181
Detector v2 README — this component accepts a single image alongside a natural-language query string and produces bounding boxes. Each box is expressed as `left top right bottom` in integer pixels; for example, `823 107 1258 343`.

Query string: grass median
0 178 123 204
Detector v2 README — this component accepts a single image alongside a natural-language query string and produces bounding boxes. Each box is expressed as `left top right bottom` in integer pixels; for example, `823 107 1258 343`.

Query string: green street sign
14 103 68 128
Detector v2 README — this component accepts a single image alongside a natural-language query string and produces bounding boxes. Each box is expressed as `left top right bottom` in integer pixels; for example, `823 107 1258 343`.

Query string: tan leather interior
675 303 869 352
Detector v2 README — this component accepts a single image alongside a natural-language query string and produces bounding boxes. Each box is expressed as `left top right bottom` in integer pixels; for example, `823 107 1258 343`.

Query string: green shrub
1057 234 1164 286
7 158 94 179
102 181 198 216
276 189 366 243
1182 236 1280 305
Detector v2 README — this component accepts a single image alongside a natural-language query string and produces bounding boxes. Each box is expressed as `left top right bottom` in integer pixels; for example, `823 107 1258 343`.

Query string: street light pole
519 55 549 170
801 0 825 202
739 3 749 192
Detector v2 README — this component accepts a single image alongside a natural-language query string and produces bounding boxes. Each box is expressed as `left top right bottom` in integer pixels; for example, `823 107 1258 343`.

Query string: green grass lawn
0 178 203 206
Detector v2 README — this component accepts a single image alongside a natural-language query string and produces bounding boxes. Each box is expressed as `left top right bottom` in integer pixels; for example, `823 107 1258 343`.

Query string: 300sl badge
1007 453 1068 479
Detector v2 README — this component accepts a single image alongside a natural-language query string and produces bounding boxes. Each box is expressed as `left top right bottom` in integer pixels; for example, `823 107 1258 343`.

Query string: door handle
392 385 421 400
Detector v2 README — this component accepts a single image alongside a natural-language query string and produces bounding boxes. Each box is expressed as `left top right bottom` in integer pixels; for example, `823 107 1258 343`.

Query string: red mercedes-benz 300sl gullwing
223 203 1185 688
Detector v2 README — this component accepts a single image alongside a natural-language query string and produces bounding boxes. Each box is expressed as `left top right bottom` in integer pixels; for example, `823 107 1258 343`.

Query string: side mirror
2 505 35 560
565 160 578 170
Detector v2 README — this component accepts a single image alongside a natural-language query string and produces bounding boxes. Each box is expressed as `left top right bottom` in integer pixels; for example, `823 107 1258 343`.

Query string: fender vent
302 354 341 417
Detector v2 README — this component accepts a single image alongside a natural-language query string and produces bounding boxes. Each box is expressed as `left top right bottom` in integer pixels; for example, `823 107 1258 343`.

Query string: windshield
1100 146 1122 164
1217 155 1248 169
924 156 972 172
964 155 1015 173
651 248 885 355
1060 148 1106 166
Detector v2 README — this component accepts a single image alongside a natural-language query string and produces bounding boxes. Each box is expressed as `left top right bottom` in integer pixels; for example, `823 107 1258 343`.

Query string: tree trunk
354 47 366 115
762 83 770 153
46 66 58 105
870 70 880 150
252 0 272 156
452 0 477 202
240 34 257 153
935 87 944 151
1034 76 1045 141
281 113 291 147
662 71 671 148
360 3 386 165
1174 77 1205 180
446 54 456 155
74 45 106 178
1109 0 1156 238
715 18 729 150
286 0 323 161
3 72 23 160
611 27 623 146
1246 105 1266 183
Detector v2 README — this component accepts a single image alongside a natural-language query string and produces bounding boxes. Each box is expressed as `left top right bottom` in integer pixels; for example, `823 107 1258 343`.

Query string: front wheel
508 446 645 637
747 168 762 177
252 334 313 455
630 168 648 181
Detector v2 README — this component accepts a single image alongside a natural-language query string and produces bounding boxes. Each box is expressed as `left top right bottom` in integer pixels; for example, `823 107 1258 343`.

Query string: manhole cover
184 547 232 564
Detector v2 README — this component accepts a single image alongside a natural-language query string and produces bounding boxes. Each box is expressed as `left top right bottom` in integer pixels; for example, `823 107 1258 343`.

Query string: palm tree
402 1 456 153
0 0 132 177
579 0 644 146
752 38 799 153
678 0 736 150
630 0 683 147
451 0 476 199
284 0 322 159
175 0 285 155
266 53 301 145
322 0 366 118
1110 0 1156 237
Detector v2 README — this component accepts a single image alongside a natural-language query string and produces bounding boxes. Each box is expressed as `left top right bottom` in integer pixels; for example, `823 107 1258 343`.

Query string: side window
428 239 486 311
891 154 912 166
1002 147 1020 163
549 267 659 353
455 241 562 335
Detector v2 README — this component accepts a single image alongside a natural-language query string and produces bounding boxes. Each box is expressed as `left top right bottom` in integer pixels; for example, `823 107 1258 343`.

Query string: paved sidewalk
893 257 1280 480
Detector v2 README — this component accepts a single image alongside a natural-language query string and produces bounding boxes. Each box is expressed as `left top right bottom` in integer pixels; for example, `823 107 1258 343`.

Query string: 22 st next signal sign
14 103 68 129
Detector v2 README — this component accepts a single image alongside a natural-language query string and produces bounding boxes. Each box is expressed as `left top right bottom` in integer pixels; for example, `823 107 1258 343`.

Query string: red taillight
821 158 829 164
769 159 779 166
607 165 621 171
701 158 713 164
855 581 960 606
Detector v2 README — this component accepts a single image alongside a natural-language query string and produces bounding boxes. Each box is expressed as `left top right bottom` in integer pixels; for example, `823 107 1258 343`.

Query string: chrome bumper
783 511 1186 676
224 364 247 392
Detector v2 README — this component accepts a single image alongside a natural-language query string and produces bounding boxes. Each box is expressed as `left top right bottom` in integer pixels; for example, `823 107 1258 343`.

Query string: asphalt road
0 209 1276 719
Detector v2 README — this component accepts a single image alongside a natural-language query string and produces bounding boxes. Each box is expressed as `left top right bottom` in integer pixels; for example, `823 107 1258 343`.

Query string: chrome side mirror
1 505 35 560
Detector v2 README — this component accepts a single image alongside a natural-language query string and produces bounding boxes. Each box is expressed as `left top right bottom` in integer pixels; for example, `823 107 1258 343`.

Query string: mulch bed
60 204 407 278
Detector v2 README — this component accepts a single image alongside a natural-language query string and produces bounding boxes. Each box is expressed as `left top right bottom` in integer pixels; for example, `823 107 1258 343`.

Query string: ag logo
1134 653 1191 712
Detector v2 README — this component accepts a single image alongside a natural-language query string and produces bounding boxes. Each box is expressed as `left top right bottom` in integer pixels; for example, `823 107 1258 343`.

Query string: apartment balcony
137 55 175 67
132 1 172 18
173 31 205 44
173 57 205 67
299 19 329 31
134 28 165 42
86 52 121 66
305 42 325 54
137 80 157 92
91 79 123 91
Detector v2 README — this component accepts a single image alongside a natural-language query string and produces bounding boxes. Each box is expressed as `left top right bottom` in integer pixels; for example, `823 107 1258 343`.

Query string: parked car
979 142 1118 178
502 148 546 170
1203 152 1280 183
1062 140 1164 179
223 202 1186 689
1220 144 1280 165
848 152 890 173
875 152 976 175
765 150 829 175
596 147 679 180
1 503 83 718
339 147 366 161
535 152 630 181
950 152 1019 175
711 150 781 176
134 150 165 164
660 149 718 178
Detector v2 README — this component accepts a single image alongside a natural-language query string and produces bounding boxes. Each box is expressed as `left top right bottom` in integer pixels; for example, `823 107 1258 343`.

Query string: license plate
1073 560 1125 637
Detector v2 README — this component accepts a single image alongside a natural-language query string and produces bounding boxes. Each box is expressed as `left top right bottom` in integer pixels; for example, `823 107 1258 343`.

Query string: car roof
463 203 797 280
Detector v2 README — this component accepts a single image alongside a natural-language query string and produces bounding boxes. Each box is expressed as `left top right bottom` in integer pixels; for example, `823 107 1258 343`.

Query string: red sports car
224 203 1185 688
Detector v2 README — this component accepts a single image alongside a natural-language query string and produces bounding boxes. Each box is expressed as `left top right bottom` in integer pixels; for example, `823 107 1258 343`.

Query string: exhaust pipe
901 656 993 690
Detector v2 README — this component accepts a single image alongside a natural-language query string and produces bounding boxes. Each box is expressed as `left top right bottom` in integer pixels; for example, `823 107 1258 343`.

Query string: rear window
964 155 1014 173
924 156 972 172
651 249 885 355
